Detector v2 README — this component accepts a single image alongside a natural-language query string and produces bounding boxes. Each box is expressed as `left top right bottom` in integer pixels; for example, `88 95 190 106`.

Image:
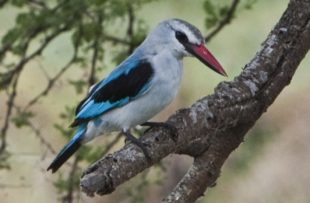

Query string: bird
47 18 227 173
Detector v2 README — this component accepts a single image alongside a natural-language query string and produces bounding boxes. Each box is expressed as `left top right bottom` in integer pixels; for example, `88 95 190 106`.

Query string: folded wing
71 58 154 127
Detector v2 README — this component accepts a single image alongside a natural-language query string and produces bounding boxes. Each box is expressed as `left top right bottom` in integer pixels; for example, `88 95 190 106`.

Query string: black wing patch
92 60 154 103
70 60 154 127
75 97 88 116
74 82 101 116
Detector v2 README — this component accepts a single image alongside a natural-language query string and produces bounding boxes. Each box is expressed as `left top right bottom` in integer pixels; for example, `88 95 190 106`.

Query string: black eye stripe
175 31 189 43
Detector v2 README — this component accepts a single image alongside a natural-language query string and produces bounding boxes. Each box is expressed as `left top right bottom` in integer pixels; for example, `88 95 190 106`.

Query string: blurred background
0 0 309 202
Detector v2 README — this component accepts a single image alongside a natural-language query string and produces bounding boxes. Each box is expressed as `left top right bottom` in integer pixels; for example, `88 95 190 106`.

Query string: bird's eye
175 31 188 43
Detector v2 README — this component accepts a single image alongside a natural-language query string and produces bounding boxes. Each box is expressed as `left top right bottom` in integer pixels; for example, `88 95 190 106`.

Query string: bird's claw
122 130 152 163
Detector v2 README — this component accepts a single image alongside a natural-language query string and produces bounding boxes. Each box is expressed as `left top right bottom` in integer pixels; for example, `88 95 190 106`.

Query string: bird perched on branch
47 19 227 173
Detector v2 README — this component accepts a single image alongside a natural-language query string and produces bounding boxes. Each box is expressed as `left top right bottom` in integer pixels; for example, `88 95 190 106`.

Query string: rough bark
80 0 310 202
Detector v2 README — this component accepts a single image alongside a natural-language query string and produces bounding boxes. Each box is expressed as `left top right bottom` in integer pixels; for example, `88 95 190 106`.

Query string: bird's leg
121 129 152 162
141 121 178 141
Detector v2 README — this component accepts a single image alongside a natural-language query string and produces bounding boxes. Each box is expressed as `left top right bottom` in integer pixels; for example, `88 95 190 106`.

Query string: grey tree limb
80 0 310 202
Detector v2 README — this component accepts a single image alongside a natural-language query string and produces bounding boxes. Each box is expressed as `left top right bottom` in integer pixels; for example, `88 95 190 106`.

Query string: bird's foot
141 121 178 142
122 130 152 163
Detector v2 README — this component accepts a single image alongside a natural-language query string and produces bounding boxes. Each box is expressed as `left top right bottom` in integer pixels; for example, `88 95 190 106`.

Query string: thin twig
62 157 79 203
127 4 135 54
3 26 70 89
0 44 10 61
205 0 240 42
0 7 71 155
23 26 80 110
88 13 103 87
36 58 51 80
24 53 77 110
103 34 131 45
89 42 99 86
9 103 57 155
0 72 20 154
28 122 57 154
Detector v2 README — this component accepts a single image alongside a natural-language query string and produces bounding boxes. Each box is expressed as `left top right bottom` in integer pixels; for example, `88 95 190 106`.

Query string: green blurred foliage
0 0 156 201
203 0 257 30
204 0 228 29
11 110 34 128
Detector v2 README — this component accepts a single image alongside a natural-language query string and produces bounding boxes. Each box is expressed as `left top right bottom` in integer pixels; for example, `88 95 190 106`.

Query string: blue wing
70 55 154 127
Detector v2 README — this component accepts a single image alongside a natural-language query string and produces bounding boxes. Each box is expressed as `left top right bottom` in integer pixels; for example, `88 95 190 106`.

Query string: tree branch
80 0 310 201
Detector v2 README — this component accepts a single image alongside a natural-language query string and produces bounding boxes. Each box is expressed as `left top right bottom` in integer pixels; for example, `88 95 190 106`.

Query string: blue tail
47 125 86 173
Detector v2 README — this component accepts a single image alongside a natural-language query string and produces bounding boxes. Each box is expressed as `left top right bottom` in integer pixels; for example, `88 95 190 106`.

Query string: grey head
140 18 205 58
167 18 205 45
139 19 227 76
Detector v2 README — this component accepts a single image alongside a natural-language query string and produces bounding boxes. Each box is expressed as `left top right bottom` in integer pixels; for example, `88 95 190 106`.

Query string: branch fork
80 0 310 202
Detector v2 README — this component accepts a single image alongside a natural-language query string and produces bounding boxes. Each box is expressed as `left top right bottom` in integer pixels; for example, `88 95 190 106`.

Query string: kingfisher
47 19 227 173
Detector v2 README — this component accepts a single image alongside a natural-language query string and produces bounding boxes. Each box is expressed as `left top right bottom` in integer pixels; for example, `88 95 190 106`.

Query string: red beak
186 44 227 76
